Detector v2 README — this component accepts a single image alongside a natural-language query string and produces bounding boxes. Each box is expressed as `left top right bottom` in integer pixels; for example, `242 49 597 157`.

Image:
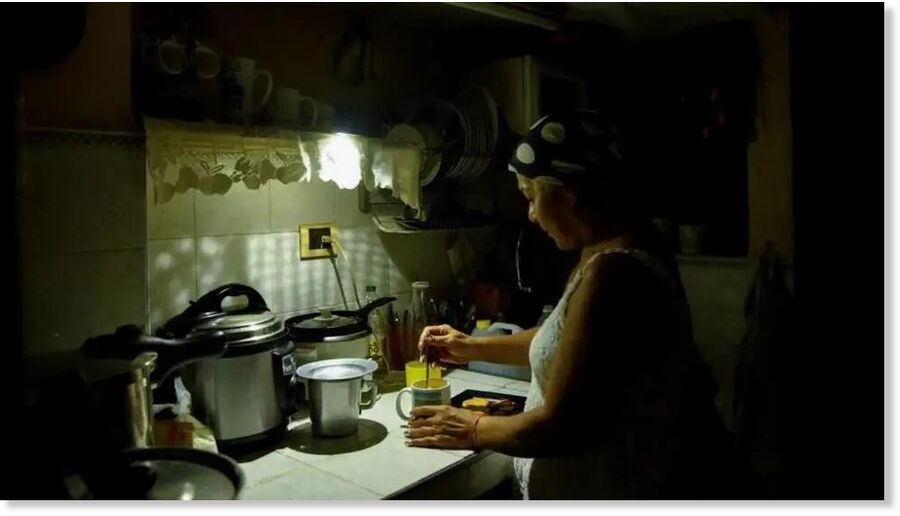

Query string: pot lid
295 358 377 382
120 448 244 500
190 312 286 346
295 310 358 330
286 308 370 341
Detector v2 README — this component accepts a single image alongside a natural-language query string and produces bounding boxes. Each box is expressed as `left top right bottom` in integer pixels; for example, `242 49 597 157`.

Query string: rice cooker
285 297 394 366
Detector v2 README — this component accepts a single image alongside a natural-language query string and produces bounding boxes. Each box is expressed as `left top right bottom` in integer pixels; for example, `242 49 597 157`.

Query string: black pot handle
157 283 269 338
82 325 228 385
192 283 270 314
354 296 396 318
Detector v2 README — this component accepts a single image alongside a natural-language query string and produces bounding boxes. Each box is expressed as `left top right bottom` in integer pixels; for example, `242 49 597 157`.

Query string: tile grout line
272 450 385 498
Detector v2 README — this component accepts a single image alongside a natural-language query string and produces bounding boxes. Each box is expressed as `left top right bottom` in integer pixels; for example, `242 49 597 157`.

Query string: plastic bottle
468 320 531 381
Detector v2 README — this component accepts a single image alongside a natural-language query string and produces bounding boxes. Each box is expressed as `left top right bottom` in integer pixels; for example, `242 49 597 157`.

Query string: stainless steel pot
80 325 228 450
294 358 378 437
159 284 297 453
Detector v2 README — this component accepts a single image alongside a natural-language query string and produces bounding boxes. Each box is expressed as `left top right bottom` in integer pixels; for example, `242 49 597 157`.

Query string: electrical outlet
299 223 338 260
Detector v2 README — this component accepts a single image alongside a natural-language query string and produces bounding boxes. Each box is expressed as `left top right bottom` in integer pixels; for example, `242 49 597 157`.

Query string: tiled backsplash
18 134 147 356
146 172 415 331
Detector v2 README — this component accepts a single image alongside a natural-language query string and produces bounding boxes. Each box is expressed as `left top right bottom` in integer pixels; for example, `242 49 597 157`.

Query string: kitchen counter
238 369 530 500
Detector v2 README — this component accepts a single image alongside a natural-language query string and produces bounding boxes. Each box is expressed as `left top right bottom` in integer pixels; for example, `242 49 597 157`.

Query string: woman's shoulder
583 249 660 292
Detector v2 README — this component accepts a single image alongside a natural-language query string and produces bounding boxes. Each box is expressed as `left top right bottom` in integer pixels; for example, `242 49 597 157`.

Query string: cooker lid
286 308 369 342
190 312 288 356
119 448 244 500
295 358 377 382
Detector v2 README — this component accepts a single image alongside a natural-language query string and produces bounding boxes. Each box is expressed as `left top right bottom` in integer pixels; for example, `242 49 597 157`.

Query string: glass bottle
365 285 389 375
409 281 435 361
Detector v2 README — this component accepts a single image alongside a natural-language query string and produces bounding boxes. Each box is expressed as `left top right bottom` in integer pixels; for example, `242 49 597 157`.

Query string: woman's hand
405 405 485 449
418 324 477 365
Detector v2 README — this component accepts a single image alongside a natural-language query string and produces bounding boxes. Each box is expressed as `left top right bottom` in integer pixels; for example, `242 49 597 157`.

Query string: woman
409 110 737 499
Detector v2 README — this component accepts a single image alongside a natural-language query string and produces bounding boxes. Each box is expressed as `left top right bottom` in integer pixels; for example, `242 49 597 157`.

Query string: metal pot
294 358 378 437
117 447 245 500
80 324 228 449
286 297 395 365
158 284 297 453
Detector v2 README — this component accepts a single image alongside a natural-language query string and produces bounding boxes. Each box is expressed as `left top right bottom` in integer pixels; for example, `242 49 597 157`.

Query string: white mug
228 57 274 120
270 87 303 127
395 378 451 421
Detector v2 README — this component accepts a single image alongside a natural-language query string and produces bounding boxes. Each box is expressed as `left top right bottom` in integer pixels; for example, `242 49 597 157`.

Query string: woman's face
517 175 581 250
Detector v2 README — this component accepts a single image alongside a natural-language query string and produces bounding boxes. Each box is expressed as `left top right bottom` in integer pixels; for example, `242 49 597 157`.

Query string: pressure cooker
286 296 395 365
157 284 296 454
79 324 228 450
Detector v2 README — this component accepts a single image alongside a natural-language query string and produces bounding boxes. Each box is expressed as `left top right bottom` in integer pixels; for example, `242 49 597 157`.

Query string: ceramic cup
395 378 451 420
404 360 441 387
156 38 220 78
227 57 273 122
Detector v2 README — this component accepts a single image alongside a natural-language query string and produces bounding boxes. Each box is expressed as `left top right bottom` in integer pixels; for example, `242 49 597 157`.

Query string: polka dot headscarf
508 109 624 186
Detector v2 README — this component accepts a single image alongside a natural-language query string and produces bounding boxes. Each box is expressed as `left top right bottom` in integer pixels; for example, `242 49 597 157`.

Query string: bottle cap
476 320 491 330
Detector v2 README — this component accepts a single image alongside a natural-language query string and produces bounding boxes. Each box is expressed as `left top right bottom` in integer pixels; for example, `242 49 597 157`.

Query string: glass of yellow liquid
405 360 442 387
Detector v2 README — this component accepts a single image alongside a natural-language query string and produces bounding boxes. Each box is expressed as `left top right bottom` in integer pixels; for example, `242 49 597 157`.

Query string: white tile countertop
238 369 531 500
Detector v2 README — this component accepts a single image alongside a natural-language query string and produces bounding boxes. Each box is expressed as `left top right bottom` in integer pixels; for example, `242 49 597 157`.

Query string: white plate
385 124 441 187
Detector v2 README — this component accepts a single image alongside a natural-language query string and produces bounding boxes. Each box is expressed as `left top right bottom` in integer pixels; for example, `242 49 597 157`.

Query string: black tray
450 389 527 416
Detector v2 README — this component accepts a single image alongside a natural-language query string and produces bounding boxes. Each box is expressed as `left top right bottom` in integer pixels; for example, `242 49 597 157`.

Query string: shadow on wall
377 227 498 300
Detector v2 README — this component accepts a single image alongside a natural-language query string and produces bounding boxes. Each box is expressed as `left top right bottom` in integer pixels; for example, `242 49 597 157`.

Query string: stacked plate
444 86 499 183
383 124 441 187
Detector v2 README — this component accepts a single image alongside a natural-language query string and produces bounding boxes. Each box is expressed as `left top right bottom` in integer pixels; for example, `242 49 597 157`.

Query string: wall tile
20 141 145 253
270 175 335 232
147 238 197 330
335 186 373 229
195 182 271 236
147 181 195 239
21 249 146 356
266 232 342 314
195 235 277 304
335 227 391 300
380 231 453 297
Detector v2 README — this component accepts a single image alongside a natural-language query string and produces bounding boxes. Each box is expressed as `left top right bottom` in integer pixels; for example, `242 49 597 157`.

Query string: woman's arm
472 327 537 365
419 326 537 366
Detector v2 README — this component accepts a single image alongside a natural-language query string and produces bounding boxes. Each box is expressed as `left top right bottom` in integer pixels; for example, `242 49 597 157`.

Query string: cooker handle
355 296 396 318
193 283 270 313
272 343 298 418
157 283 270 338
82 325 228 385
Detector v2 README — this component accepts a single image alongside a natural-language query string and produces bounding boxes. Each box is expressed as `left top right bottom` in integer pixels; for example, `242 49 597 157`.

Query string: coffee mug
227 57 274 122
157 38 220 79
404 360 441 387
395 378 451 420
270 87 302 127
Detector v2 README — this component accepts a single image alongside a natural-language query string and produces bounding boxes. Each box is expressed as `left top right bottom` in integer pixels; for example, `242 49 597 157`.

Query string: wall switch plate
299 223 338 260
